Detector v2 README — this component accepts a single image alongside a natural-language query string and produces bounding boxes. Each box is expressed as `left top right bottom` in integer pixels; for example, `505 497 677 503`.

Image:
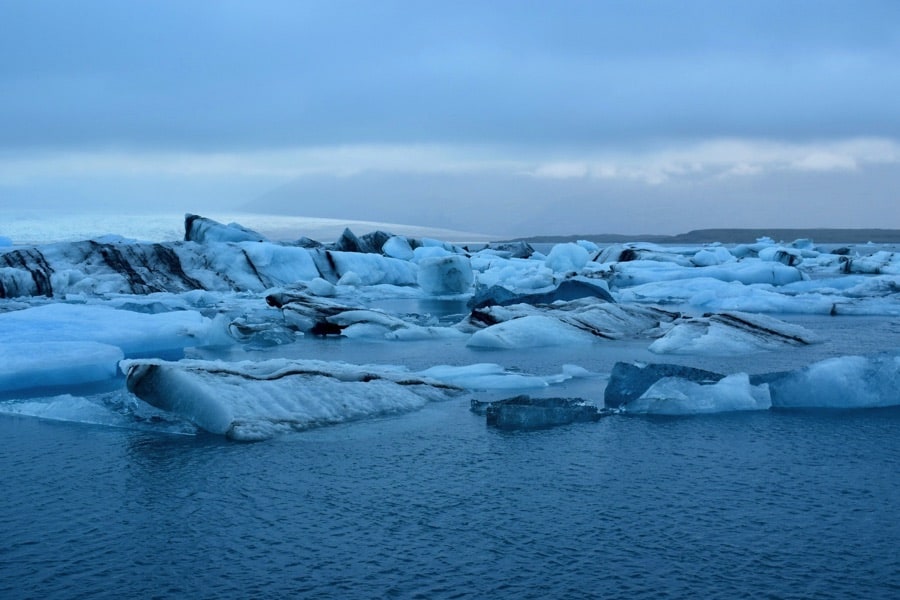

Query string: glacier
2 214 900 438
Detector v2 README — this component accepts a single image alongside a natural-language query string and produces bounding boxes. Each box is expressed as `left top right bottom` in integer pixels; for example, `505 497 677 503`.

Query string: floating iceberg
122 358 461 441
767 354 900 409
623 374 772 415
463 297 677 348
0 303 220 356
0 342 123 396
649 311 817 355
479 395 606 430
607 354 900 414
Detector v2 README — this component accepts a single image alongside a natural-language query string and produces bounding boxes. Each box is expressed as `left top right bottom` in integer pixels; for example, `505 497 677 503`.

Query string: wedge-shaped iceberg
467 277 613 309
1 303 218 356
606 354 900 413
463 297 677 348
604 362 725 408
623 374 772 415
122 358 460 440
767 354 900 408
0 342 124 396
649 311 817 355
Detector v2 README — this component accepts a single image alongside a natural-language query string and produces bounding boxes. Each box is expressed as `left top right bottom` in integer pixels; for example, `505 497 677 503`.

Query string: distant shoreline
505 228 900 245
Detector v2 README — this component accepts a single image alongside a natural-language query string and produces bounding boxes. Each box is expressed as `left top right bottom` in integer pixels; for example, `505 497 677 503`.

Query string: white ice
0 303 223 356
649 312 817 355
624 373 772 415
0 342 123 394
467 315 598 348
769 354 900 408
4 215 900 436
121 358 586 440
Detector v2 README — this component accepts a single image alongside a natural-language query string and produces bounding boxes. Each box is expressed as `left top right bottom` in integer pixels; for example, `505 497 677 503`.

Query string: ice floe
3 214 900 438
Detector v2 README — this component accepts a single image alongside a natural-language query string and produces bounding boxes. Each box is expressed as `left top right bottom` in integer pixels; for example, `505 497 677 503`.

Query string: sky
1 0 899 237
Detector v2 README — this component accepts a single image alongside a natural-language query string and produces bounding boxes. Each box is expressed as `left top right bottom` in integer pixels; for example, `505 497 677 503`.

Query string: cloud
3 138 898 193
1 2 899 150
527 138 900 184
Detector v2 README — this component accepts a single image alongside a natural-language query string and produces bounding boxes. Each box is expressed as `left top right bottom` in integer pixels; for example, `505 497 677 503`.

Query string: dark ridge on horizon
505 228 900 245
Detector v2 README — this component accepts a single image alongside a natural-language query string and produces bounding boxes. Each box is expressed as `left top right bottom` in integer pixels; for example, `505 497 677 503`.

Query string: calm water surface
2 400 899 599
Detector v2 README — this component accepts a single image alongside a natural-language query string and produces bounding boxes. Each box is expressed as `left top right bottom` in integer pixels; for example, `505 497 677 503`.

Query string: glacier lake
2 216 900 599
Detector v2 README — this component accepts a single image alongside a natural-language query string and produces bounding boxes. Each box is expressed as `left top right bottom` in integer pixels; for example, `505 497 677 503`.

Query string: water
3 222 900 598
3 399 899 599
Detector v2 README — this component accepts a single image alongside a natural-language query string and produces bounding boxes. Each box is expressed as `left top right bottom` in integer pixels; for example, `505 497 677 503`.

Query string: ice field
1 213 900 438
2 214 900 599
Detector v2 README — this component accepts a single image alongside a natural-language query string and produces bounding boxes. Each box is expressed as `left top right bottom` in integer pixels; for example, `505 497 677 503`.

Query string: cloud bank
1 1 899 235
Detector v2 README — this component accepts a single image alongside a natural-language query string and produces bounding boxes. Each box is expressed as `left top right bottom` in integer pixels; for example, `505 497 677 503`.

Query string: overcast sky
2 0 899 236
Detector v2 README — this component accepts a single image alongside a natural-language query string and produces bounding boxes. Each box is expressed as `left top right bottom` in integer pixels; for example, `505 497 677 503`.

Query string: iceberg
623 374 772 415
462 297 678 347
767 354 900 409
604 362 726 408
122 358 461 441
649 311 817 355
5 213 900 440
0 303 220 356
0 342 123 396
416 255 474 295
479 395 607 430
184 213 268 243
467 277 614 309
607 353 900 413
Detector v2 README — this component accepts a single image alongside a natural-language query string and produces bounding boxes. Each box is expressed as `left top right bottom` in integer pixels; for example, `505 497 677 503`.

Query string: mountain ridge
504 228 900 245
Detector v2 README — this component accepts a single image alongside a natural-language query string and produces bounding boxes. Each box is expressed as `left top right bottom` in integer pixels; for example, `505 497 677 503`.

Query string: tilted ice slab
0 303 221 356
0 391 195 435
462 297 678 349
624 374 772 415
122 358 463 440
616 276 900 316
0 342 124 395
649 311 817 355
265 291 466 341
606 259 804 289
767 354 900 409
609 353 900 414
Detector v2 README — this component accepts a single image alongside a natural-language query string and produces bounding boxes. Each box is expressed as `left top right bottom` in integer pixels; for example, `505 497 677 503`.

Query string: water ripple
2 405 899 599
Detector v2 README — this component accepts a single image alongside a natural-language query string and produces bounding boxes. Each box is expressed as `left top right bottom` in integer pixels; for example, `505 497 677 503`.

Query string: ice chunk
122 358 460 440
467 315 597 348
0 395 129 426
649 311 816 355
624 373 772 415
691 247 734 267
609 260 804 289
462 297 675 342
604 362 725 408
327 251 418 286
468 277 613 309
419 363 570 390
416 255 474 295
306 277 336 296
0 303 220 356
184 214 267 243
0 342 124 395
545 243 590 273
382 236 415 260
482 395 605 430
236 242 320 285
767 354 900 408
